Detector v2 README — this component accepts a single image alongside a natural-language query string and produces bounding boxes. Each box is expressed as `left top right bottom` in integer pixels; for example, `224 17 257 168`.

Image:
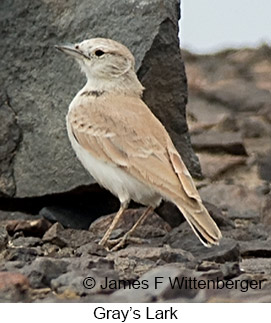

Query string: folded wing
69 93 222 246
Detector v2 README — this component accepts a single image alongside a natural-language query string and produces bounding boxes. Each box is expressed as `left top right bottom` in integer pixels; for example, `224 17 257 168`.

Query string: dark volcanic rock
156 199 229 232
40 206 93 230
202 80 271 113
0 211 41 222
187 95 229 127
51 256 117 296
201 274 271 303
43 222 95 248
191 131 247 155
199 183 264 220
157 199 235 235
197 261 241 280
203 201 235 229
6 218 52 238
42 223 67 248
240 240 271 258
111 265 200 302
0 93 21 197
222 223 269 242
241 258 271 275
75 242 108 258
261 193 271 229
108 245 196 280
20 257 69 289
193 239 240 263
138 19 201 178
0 0 199 197
165 224 240 263
51 271 100 296
11 236 43 248
240 116 269 139
257 150 271 181
0 272 30 302
220 262 241 279
5 247 40 263
155 201 185 228
89 208 170 240
111 265 224 302
198 153 246 180
0 226 8 252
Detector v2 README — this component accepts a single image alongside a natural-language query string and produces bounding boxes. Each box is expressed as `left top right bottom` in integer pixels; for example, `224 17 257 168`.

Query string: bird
55 38 222 250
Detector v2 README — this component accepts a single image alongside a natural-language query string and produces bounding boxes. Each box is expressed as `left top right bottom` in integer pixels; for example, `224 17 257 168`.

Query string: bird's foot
101 235 145 251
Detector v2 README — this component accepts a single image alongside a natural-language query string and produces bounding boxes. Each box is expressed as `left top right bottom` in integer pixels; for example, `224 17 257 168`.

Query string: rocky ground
0 46 271 303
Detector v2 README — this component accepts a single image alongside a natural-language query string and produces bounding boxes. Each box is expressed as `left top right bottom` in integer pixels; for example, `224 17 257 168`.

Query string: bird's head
55 38 143 95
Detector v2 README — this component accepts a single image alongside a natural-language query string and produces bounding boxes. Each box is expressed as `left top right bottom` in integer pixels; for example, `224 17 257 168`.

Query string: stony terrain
0 45 270 303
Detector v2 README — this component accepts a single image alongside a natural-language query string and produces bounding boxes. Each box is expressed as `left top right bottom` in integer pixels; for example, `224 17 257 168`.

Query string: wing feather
69 93 222 245
69 94 200 205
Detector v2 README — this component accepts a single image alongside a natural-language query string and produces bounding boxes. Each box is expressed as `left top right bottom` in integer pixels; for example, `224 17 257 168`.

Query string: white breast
66 117 161 208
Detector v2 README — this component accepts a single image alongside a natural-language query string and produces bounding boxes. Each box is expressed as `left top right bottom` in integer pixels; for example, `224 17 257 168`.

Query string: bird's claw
101 235 145 251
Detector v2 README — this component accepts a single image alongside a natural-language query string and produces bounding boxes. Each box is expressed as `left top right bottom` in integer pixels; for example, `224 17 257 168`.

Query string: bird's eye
94 50 105 57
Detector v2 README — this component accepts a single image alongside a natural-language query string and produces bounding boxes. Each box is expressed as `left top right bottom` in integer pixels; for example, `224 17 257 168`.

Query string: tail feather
166 144 222 247
175 201 222 247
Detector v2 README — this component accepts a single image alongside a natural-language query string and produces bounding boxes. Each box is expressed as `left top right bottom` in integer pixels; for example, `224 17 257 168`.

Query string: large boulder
0 0 200 198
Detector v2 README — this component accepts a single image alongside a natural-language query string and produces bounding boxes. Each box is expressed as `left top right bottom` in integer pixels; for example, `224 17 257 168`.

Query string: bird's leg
99 201 128 247
111 206 153 251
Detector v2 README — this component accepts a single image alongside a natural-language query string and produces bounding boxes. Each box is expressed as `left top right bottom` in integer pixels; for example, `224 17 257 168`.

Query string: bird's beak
54 44 89 60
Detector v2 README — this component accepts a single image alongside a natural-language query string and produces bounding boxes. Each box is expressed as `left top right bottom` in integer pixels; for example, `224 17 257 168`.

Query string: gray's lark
55 38 222 250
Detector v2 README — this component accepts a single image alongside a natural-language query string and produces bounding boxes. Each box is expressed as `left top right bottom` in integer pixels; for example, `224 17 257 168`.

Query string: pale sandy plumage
56 38 222 249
